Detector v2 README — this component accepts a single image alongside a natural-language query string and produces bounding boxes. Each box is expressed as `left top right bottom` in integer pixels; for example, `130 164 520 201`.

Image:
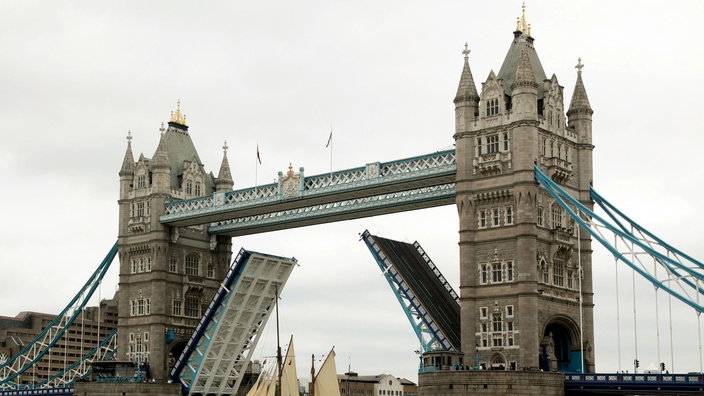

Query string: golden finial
170 99 187 126
516 2 530 35
287 163 294 177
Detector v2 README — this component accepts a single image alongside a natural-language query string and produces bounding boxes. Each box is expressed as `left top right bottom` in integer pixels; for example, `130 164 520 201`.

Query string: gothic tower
117 102 234 380
454 9 595 373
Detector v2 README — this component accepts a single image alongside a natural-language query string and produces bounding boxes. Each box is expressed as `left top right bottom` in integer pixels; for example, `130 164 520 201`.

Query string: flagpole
255 143 260 194
328 125 333 178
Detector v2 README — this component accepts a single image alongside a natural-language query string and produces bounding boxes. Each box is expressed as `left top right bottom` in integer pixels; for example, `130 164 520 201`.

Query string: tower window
506 261 514 282
136 174 146 189
185 297 199 318
185 254 200 276
492 208 500 226
486 98 499 116
480 307 488 319
553 260 564 286
505 206 513 225
172 300 182 316
552 205 563 229
492 262 502 283
487 134 499 154
195 181 202 196
476 137 483 155
186 180 193 195
492 313 503 332
503 132 509 151
169 258 177 273
479 209 487 228
537 207 544 226
479 264 488 284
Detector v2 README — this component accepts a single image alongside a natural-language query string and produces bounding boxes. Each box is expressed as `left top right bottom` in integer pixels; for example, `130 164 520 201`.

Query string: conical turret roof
119 131 135 176
454 43 479 104
568 58 593 115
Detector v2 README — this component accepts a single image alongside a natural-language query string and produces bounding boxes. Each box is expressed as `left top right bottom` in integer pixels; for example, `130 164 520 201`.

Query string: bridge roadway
160 149 456 236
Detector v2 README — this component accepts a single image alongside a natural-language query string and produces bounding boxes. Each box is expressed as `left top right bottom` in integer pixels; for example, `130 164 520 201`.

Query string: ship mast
276 284 282 396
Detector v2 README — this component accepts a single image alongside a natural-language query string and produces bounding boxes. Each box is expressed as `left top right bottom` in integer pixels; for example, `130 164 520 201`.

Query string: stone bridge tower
453 9 595 374
117 102 234 380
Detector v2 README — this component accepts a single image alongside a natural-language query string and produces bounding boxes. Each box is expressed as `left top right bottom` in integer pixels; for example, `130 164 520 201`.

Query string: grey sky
1 0 703 382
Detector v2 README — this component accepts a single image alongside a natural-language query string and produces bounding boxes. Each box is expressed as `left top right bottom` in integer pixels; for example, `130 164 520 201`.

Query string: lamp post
475 344 479 370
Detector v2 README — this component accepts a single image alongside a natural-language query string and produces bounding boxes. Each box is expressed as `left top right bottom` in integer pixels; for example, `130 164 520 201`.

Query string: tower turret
510 48 539 119
119 131 135 199
567 58 593 144
215 141 234 192
151 127 171 193
454 43 480 134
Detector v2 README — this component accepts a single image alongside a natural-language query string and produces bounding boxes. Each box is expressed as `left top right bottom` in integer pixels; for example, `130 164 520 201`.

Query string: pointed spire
119 130 135 176
567 57 593 116
454 43 479 104
216 141 234 191
512 48 538 89
152 129 170 170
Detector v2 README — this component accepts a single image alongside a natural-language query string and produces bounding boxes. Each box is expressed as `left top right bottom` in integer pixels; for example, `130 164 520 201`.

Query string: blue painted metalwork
209 183 455 235
0 242 118 389
160 149 456 228
534 165 704 313
170 248 297 395
361 230 459 353
0 386 74 396
564 372 704 394
170 248 251 386
33 329 118 388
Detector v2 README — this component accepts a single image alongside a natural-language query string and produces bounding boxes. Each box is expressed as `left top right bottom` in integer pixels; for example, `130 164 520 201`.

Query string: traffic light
660 362 666 372
634 359 640 369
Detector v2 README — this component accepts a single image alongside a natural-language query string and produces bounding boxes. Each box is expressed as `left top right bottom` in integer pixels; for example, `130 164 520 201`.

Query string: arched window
185 254 200 276
186 180 193 195
195 181 201 196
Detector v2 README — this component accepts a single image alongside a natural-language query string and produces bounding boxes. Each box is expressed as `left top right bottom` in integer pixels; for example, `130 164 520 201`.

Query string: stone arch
541 315 582 372
166 338 189 375
489 352 506 370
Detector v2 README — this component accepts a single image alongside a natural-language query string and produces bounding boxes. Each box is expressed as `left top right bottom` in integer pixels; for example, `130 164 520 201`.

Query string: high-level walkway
160 149 456 236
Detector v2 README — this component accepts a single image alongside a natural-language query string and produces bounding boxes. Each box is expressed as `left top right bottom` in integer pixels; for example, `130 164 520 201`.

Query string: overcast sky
2 0 704 382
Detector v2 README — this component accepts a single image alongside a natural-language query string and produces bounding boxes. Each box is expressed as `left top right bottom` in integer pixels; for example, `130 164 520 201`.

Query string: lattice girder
171 249 296 396
0 243 118 390
209 183 456 236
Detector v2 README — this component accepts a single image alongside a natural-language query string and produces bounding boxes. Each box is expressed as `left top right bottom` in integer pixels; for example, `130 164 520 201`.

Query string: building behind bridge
0 297 117 386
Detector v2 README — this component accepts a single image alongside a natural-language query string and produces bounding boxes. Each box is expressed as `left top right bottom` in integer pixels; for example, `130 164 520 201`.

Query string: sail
313 348 340 396
245 369 264 396
281 336 299 396
265 368 276 396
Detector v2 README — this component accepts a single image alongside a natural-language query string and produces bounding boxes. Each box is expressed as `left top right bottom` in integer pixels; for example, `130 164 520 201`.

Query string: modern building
116 102 235 380
450 0 594 380
0 297 117 386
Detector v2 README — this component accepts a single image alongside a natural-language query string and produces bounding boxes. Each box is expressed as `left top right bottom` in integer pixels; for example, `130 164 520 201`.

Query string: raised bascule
2 5 704 396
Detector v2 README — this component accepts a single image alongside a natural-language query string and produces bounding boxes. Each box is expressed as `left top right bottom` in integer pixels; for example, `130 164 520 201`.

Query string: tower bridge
3 5 704 396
